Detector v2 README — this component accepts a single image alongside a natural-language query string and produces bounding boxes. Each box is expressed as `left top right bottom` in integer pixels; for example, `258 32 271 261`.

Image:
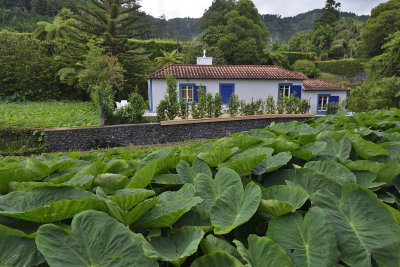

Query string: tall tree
72 0 144 56
355 0 400 58
199 0 236 29
315 0 341 28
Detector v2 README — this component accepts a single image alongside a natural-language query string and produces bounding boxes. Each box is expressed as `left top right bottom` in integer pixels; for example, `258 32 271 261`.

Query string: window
318 95 329 111
279 85 290 97
181 86 193 102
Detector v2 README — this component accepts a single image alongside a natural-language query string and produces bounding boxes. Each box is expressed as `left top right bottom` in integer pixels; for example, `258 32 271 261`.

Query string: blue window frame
219 83 235 104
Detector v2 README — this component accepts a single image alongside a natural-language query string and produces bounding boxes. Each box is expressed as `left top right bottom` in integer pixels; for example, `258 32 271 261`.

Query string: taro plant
213 93 223 118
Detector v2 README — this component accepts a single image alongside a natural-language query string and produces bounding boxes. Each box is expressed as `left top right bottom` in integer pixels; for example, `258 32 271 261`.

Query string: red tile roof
303 79 352 91
146 64 308 80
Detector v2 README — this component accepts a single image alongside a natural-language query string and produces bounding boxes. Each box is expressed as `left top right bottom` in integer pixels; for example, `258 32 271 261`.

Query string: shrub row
315 59 365 77
282 52 316 65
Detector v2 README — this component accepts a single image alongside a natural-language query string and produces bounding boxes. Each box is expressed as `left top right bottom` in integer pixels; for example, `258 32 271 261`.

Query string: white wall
302 90 348 114
149 79 303 112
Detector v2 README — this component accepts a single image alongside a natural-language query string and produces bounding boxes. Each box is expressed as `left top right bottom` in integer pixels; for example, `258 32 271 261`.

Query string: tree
154 50 184 68
311 25 335 54
292 60 318 78
356 0 400 58
288 31 313 52
315 0 341 28
201 0 269 65
33 8 74 40
331 18 362 58
72 0 144 56
199 0 236 29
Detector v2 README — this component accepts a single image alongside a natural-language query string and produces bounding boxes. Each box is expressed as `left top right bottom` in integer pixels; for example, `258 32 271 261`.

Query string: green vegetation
0 101 99 128
1 109 400 266
292 60 319 78
315 59 364 76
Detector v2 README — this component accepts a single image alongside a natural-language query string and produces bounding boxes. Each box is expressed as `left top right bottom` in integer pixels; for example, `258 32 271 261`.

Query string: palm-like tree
33 8 74 41
154 50 184 68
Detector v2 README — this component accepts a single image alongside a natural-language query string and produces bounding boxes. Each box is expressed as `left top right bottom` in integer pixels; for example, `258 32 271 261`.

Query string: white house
146 55 351 115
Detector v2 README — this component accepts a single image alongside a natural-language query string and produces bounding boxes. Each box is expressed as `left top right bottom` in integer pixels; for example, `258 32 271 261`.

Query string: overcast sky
139 0 388 19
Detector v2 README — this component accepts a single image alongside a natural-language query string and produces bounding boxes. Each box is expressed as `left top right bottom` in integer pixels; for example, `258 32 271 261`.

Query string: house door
220 83 235 104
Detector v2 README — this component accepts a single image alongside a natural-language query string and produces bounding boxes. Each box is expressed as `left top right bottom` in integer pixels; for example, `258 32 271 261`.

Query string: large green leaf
108 189 155 211
8 174 94 191
347 133 389 159
318 136 351 161
211 182 261 235
292 142 327 161
304 161 357 184
142 226 204 265
259 185 308 217
312 183 400 266
200 234 242 260
0 224 45 267
197 148 232 167
290 168 341 198
271 136 300 152
190 251 244 267
216 136 262 150
219 147 273 174
234 235 294 267
134 184 202 228
36 210 157 267
267 207 339 267
94 173 128 190
126 156 181 188
177 158 212 184
0 160 50 191
0 186 105 222
253 152 292 175
195 168 242 212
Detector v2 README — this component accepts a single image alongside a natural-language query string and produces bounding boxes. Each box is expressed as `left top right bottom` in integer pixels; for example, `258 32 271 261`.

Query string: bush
205 93 214 118
128 92 146 123
191 102 201 119
227 94 240 117
179 99 189 119
265 96 275 114
213 93 223 118
282 52 316 65
165 74 179 120
299 99 311 114
156 99 168 121
197 85 206 118
277 97 285 114
292 60 319 78
320 53 328 61
0 31 75 101
91 82 115 125
255 99 264 115
315 59 365 77
327 102 340 114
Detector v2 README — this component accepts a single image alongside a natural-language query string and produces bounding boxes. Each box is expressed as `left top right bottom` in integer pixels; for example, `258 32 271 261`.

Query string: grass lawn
0 101 100 128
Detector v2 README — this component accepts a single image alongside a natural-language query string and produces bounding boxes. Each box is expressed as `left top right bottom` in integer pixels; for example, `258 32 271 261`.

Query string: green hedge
0 30 77 101
315 59 365 77
283 52 316 65
128 39 188 60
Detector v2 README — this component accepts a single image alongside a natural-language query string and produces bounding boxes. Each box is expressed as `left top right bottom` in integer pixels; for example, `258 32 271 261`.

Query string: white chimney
197 49 213 65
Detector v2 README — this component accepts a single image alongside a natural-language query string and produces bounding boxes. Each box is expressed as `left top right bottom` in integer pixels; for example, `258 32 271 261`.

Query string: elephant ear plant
1 109 400 266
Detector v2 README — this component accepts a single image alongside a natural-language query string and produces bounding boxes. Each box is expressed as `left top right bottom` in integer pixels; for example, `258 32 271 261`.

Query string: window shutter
329 96 339 103
290 85 302 99
220 84 234 104
194 86 199 102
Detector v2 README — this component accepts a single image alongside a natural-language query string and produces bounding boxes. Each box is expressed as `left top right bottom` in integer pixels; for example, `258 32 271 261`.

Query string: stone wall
44 115 314 152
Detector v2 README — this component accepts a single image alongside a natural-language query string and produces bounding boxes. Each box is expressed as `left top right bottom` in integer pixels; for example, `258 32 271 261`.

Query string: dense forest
0 0 367 43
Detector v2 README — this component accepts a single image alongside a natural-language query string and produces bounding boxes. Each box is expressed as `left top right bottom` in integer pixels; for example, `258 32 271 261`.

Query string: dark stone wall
44 117 312 152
